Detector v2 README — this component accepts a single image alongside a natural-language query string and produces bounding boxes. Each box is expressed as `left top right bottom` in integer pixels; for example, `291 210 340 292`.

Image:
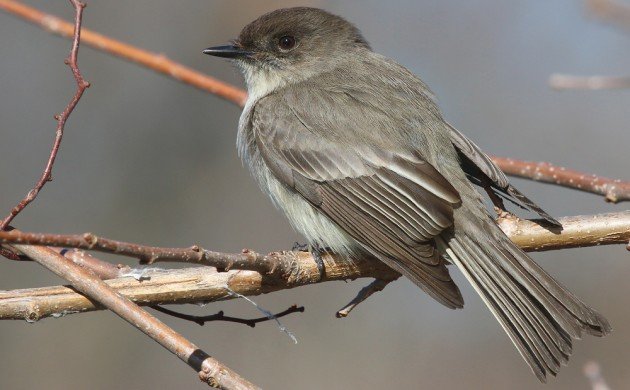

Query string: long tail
441 207 611 382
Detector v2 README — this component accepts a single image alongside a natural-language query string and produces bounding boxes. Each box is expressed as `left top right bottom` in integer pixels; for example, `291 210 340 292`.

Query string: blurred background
1 1 629 389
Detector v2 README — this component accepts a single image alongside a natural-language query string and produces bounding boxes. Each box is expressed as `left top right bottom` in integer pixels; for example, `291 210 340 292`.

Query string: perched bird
204 7 610 381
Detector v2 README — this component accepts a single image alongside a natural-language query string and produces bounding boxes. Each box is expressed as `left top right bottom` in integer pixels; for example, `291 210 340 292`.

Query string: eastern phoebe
204 7 610 381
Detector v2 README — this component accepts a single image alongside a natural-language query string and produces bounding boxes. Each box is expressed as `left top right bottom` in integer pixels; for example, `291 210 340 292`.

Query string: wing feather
252 92 464 308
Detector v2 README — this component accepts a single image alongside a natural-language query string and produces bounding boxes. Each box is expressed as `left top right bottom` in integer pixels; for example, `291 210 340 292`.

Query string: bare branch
583 361 611 390
0 252 396 321
336 275 401 318
0 0 90 230
549 74 630 90
492 157 630 203
152 304 305 327
0 0 247 106
587 0 630 31
1 211 628 321
497 211 630 251
1 212 629 266
6 244 258 389
0 2 256 387
548 0 630 91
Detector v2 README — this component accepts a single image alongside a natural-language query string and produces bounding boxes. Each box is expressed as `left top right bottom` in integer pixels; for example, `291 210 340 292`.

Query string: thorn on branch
151 304 305 327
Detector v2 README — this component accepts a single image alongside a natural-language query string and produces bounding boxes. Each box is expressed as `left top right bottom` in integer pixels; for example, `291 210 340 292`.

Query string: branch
0 2 255 387
549 0 630 90
549 74 630 90
587 0 630 31
0 0 90 230
492 157 630 203
152 305 305 327
7 244 257 389
1 211 628 321
497 211 630 251
0 252 395 321
0 0 247 106
1 211 629 268
336 275 401 318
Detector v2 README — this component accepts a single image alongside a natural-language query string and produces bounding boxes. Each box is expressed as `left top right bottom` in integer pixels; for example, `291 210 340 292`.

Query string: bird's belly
255 159 358 256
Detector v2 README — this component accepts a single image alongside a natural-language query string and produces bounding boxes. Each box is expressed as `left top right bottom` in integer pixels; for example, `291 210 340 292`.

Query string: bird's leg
310 243 329 279
291 241 309 252
482 179 512 220
292 241 327 279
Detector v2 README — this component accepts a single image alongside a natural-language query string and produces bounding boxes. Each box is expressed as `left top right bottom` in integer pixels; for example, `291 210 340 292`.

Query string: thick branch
1 211 628 321
492 157 630 203
6 244 258 389
497 211 630 251
0 251 394 321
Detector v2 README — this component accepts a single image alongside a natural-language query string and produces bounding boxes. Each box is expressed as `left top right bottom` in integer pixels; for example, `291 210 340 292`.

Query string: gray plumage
204 7 611 381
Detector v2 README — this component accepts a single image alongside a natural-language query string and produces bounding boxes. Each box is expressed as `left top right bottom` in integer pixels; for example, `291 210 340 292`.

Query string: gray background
0 1 628 389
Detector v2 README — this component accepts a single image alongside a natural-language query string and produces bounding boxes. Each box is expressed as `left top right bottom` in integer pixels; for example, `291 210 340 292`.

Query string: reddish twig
0 0 90 230
492 157 630 203
0 2 257 388
0 231 295 276
0 0 247 106
152 304 305 327
1 210 629 271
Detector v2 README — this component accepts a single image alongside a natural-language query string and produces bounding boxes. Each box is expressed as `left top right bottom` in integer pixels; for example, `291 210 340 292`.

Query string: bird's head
204 7 370 98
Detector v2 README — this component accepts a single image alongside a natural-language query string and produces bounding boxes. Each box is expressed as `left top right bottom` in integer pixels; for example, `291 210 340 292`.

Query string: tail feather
441 209 611 381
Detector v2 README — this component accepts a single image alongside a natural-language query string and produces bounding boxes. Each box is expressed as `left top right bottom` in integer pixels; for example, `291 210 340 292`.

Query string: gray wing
447 123 561 227
252 93 464 309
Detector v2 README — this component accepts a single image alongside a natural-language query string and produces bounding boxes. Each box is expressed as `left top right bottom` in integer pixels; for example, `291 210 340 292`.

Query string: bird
203 7 611 381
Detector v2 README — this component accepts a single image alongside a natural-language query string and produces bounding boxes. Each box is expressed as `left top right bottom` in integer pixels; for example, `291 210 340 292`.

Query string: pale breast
237 97 358 256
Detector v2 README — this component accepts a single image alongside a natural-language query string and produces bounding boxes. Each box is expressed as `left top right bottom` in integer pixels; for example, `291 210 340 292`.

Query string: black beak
203 45 251 59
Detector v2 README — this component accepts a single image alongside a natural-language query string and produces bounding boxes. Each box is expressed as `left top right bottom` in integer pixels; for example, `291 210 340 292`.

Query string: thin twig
0 0 247 106
2 1 627 200
336 275 401 318
549 0 630 91
0 231 293 276
492 157 630 203
152 305 305 327
0 0 90 230
550 74 630 90
583 361 611 390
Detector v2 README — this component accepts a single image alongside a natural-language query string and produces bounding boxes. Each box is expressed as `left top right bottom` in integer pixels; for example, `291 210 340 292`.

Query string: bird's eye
278 35 296 51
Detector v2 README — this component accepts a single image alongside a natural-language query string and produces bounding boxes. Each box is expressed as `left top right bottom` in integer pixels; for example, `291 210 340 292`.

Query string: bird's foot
292 241 309 252
291 241 328 279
